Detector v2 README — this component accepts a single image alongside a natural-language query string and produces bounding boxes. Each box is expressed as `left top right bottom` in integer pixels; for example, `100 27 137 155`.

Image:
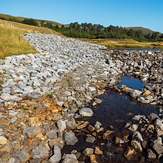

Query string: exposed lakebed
63 76 162 163
0 34 162 163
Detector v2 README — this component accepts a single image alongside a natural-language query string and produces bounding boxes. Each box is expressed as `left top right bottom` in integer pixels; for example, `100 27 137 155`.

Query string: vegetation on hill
88 39 163 49
54 22 163 41
0 13 61 29
1 13 163 42
0 13 163 58
0 19 59 58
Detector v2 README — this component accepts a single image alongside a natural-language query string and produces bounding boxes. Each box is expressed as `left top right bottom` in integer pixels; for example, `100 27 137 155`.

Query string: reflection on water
119 75 144 91
63 76 161 163
89 89 159 129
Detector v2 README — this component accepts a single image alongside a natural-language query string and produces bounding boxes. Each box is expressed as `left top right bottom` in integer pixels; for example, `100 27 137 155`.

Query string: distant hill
0 13 62 29
54 22 163 41
0 13 163 41
127 27 155 34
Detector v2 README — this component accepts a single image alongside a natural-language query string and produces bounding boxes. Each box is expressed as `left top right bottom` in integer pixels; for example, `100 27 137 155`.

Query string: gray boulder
64 131 78 145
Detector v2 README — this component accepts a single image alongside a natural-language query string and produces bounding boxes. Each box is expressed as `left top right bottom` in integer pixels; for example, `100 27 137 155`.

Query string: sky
0 0 163 32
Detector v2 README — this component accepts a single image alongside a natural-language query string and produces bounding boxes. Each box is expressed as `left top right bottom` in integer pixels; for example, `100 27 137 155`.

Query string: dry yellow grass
0 19 60 58
87 38 163 49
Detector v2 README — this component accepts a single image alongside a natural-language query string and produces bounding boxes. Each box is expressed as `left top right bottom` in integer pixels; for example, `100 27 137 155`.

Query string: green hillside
0 13 61 29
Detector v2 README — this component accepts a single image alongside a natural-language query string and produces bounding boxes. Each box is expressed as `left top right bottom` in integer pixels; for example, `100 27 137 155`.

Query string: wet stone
131 140 142 152
132 131 143 142
83 148 94 156
86 135 96 143
153 137 163 155
124 147 136 160
147 149 156 159
149 113 159 121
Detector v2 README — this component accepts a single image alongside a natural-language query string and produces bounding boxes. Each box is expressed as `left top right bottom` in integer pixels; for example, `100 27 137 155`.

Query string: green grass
0 25 36 58
0 18 162 59
85 38 163 49
0 19 60 58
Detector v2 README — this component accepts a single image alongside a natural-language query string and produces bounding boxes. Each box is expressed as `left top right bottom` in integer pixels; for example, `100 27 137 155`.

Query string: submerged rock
131 140 142 152
124 147 136 160
147 149 156 159
86 135 96 143
83 148 94 156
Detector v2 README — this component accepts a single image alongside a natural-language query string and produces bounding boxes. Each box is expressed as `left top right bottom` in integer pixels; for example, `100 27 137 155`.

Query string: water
118 75 144 91
89 89 159 129
63 76 161 163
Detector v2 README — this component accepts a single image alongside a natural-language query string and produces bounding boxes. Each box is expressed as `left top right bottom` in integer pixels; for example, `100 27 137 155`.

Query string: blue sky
0 0 163 32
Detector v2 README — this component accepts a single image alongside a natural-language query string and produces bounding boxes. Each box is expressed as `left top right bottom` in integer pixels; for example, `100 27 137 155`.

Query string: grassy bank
0 19 59 58
88 39 163 49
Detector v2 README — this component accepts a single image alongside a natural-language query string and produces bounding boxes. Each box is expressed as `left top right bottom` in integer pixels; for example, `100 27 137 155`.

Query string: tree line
0 14 163 41
54 22 163 41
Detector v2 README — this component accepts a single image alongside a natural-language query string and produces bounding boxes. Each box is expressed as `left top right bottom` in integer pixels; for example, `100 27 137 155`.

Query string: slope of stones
0 33 119 104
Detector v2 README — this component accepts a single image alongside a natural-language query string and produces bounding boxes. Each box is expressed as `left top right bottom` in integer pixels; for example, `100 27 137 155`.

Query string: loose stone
64 131 78 145
79 107 93 117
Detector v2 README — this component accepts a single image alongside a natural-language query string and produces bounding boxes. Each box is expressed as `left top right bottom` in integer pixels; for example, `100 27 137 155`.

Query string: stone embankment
0 33 120 105
0 33 162 162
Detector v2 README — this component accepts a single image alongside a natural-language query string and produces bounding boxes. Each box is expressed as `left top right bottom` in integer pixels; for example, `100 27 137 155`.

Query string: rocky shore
0 33 163 162
108 49 163 105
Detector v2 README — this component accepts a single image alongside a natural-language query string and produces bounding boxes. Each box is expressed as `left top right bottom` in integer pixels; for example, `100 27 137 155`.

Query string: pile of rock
0 33 163 162
123 113 163 160
108 49 163 105
0 33 120 105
